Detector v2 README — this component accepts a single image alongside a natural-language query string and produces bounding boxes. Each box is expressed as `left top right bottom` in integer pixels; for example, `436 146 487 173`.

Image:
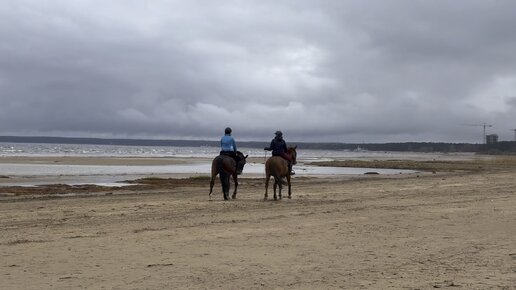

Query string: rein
263 150 267 180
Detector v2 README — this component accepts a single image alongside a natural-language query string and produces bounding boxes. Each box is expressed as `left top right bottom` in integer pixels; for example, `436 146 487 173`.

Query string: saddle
220 151 242 161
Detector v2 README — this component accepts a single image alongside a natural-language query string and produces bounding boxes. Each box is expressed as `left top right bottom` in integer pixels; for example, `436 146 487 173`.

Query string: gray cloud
1 0 516 143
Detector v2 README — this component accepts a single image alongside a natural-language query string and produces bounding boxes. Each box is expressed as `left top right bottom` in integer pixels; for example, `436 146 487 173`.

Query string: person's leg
288 161 295 175
280 153 295 175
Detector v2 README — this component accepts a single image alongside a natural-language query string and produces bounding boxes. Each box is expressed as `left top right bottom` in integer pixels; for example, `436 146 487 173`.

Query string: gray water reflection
0 162 414 177
0 162 417 187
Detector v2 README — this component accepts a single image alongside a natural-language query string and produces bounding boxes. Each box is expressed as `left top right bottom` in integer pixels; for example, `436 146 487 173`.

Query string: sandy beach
1 155 515 289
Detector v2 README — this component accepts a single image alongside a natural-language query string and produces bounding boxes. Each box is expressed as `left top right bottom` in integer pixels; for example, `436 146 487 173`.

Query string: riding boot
288 161 295 175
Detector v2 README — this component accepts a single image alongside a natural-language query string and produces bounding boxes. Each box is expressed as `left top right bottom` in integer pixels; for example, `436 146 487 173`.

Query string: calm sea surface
0 142 473 186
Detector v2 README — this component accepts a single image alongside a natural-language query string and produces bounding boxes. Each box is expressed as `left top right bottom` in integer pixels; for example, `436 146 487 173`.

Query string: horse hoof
288 195 292 199
232 195 236 199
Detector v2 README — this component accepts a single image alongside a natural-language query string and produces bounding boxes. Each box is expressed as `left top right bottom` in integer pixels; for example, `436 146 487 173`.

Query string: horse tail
273 174 287 186
209 157 217 194
218 157 230 199
269 157 287 186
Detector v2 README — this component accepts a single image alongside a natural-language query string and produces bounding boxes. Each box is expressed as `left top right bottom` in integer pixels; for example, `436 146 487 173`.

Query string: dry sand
1 156 515 289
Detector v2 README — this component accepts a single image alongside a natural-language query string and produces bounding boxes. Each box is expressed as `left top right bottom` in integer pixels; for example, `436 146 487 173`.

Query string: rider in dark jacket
264 131 295 175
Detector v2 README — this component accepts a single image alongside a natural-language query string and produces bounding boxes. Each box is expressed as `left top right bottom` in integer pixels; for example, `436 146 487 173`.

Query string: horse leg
287 174 292 199
231 173 238 199
209 159 219 200
273 179 278 201
278 183 282 200
264 174 270 200
209 174 217 200
278 179 282 200
209 177 214 200
224 174 230 200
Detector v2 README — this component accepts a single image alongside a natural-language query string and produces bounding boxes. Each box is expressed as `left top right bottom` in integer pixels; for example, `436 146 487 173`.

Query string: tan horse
264 146 297 200
209 151 248 200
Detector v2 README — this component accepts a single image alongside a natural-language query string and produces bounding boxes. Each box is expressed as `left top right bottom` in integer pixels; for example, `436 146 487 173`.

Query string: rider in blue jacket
220 127 238 159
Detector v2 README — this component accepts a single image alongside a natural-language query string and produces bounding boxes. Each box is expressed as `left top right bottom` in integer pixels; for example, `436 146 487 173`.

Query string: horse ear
294 145 297 149
245 155 249 158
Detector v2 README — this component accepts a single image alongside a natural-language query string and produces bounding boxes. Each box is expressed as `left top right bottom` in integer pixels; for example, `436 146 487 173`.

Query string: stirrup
290 170 295 175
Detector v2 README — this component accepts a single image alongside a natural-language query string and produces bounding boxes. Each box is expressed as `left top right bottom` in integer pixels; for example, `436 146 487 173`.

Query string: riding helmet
275 130 283 137
225 127 232 134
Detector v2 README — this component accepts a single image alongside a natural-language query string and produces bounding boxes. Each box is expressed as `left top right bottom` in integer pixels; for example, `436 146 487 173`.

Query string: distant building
486 134 498 144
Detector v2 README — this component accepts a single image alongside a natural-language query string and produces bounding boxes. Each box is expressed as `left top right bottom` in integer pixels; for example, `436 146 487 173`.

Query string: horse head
235 151 248 175
288 146 297 165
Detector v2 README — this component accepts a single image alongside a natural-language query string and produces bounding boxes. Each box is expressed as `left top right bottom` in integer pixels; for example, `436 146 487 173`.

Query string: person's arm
264 140 273 151
232 138 237 152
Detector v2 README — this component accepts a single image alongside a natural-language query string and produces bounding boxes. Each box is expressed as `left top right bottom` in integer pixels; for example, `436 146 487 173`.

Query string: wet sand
0 156 209 187
1 155 516 289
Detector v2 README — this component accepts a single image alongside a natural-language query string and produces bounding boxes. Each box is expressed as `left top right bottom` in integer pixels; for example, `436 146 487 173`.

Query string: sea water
0 143 220 158
0 142 468 160
0 142 471 186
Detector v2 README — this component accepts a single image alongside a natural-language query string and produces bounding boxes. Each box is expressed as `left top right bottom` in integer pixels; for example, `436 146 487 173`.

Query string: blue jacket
220 135 237 152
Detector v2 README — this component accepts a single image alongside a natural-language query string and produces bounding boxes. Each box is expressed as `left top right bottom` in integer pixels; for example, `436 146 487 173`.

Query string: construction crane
464 123 493 144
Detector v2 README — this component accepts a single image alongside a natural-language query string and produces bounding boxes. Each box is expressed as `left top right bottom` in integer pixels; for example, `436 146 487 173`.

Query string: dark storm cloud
1 1 516 142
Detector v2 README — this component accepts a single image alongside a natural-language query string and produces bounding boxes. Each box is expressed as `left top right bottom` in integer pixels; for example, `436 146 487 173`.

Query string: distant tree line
1 136 516 154
279 141 516 153
480 141 516 154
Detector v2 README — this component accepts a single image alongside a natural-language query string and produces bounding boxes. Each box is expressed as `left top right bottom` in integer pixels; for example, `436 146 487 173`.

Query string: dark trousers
220 151 238 161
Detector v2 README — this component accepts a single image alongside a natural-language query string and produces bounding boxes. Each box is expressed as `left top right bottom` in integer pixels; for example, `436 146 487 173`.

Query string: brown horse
209 151 248 200
264 146 297 200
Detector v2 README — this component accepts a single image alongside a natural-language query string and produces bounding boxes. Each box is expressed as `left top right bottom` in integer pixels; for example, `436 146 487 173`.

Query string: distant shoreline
2 135 515 153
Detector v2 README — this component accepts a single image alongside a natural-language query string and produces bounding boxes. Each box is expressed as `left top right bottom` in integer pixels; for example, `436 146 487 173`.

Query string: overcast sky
1 1 516 143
